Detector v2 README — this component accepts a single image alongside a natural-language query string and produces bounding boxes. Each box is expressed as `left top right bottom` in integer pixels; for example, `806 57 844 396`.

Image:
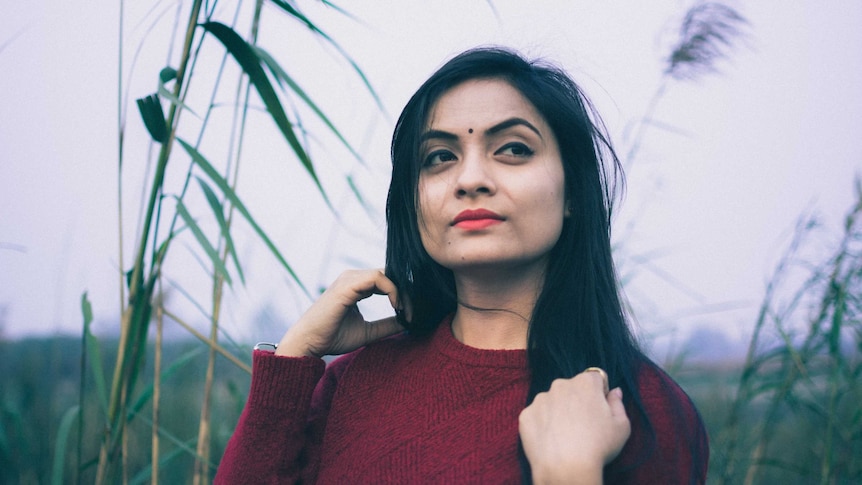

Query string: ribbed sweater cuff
249 350 326 410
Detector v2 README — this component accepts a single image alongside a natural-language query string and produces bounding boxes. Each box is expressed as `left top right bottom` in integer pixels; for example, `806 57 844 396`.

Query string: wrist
274 331 319 358
531 458 603 485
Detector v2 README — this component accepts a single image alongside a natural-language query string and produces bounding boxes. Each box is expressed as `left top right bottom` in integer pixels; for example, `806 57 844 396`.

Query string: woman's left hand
518 369 630 485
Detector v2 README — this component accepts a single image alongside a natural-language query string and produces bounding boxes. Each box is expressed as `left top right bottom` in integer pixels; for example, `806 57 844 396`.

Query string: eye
496 142 534 158
423 149 457 167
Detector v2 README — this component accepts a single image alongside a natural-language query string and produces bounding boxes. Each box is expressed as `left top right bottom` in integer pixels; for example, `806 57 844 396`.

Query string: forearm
215 351 325 484
529 455 604 485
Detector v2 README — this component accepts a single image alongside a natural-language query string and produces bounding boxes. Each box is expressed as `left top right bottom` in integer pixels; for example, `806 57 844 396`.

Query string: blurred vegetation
0 337 250 484
714 180 862 485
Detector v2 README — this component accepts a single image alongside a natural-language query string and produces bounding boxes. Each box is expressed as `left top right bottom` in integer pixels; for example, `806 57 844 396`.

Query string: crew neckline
431 315 527 369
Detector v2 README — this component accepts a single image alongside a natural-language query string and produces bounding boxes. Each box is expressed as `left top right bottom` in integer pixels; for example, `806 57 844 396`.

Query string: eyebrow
486 117 543 139
420 129 458 143
420 117 544 143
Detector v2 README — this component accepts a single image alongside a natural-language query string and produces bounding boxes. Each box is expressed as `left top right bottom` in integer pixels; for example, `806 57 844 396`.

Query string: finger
607 388 626 419
583 367 609 396
398 291 414 323
367 316 405 340
606 387 631 458
371 270 400 311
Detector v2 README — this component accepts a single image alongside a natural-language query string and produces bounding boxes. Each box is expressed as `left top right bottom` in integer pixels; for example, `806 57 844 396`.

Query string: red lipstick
452 209 504 230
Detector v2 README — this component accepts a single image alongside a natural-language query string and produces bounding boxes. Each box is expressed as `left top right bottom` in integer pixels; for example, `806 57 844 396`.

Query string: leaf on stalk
174 197 233 286
81 292 108 415
165 275 212 320
177 138 310 297
136 94 168 143
267 1 384 111
255 45 364 164
320 1 364 24
347 174 371 213
129 443 190 485
197 176 246 285
157 66 200 119
51 405 80 485
200 21 330 208
128 347 205 419
159 66 177 83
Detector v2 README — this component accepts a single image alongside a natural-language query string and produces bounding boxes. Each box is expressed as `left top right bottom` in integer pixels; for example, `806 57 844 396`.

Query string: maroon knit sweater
215 322 708 484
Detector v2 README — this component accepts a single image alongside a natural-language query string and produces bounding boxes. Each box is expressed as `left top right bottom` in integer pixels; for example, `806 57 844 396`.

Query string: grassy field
0 337 250 484
1 333 858 484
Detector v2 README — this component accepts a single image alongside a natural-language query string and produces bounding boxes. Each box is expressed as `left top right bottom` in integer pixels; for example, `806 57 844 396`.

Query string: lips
451 209 505 230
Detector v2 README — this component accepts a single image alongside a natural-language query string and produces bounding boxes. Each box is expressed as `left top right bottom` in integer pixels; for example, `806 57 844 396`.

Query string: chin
440 254 549 273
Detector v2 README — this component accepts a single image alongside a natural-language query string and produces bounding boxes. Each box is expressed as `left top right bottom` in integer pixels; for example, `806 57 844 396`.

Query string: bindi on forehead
468 128 473 134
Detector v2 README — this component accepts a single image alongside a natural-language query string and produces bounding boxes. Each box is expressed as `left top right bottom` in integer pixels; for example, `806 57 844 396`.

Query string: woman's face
417 78 566 275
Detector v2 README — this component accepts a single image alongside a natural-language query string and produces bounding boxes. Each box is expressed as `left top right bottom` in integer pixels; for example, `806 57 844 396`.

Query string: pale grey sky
1 1 860 352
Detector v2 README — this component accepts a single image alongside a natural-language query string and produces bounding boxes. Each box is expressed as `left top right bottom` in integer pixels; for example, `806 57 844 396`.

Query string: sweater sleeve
214 350 325 485
607 361 709 484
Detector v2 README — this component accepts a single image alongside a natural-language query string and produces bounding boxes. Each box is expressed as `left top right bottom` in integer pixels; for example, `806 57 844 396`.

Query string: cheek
416 179 432 229
530 168 567 244
538 195 566 243
526 164 566 213
417 177 449 221
416 179 442 250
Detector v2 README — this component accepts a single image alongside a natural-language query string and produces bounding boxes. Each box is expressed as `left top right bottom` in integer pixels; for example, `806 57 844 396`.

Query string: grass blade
128 347 205 419
347 174 372 214
135 94 167 143
51 405 80 485
157 66 200 119
267 1 384 111
255 45 363 164
177 138 309 297
174 196 233 286
200 21 330 208
129 442 189 485
196 176 245 285
82 292 108 415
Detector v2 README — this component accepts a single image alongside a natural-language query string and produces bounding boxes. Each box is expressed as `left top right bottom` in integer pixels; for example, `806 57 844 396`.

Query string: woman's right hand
519 370 630 484
274 269 406 358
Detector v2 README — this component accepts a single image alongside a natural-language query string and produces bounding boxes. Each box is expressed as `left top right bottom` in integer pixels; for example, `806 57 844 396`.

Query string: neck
450 263 546 350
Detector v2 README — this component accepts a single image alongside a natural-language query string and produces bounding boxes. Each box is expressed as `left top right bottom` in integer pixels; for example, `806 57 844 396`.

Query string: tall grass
0 335 251 483
709 180 862 484
73 1 378 483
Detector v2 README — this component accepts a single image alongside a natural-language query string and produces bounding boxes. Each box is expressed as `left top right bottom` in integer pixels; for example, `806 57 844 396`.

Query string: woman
215 47 708 484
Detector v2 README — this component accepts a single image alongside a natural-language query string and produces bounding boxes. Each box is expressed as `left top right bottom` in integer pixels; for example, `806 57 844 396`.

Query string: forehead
426 78 547 131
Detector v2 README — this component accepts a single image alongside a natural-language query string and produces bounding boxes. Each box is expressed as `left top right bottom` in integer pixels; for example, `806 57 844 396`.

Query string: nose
454 149 495 198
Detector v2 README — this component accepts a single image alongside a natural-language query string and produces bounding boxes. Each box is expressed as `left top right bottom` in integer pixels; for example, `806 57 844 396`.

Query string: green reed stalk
192 1 265 480
151 277 164 485
97 2 205 483
90 0 380 480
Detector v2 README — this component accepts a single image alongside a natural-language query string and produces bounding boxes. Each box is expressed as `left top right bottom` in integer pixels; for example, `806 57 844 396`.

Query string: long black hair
385 47 652 479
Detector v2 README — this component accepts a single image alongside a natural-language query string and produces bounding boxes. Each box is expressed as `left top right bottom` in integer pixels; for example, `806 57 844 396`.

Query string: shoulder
609 358 709 484
309 330 427 416
635 359 702 422
315 331 418 391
